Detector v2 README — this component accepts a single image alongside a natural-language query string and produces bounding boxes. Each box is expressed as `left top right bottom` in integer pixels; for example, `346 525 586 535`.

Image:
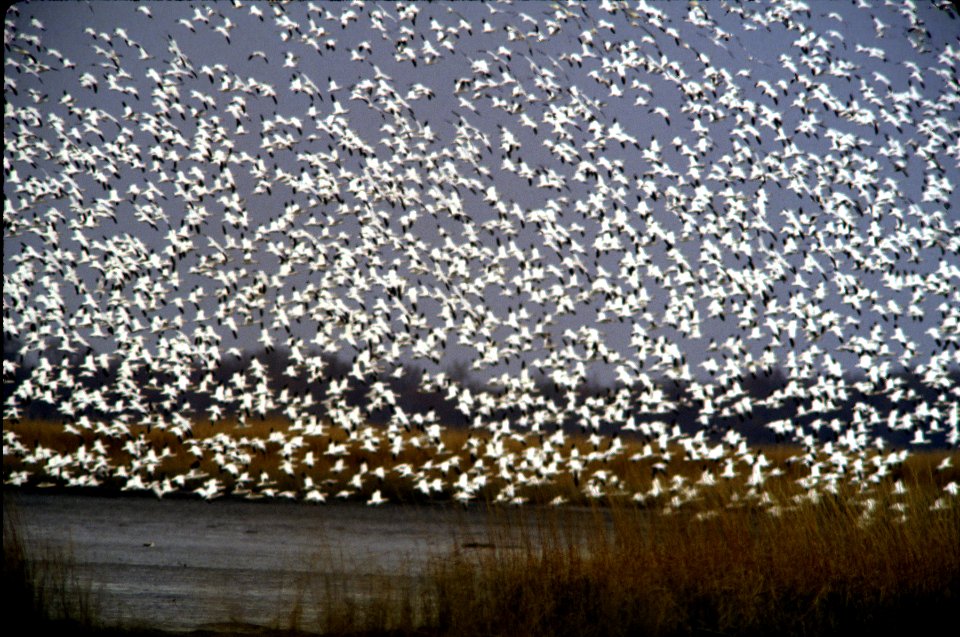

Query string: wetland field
5 432 959 637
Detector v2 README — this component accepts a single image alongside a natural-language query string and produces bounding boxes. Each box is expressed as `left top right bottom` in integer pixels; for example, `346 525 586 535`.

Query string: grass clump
274 483 957 636
421 496 960 637
3 498 101 634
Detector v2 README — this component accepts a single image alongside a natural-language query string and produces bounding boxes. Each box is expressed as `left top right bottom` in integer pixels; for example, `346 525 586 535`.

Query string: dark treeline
3 338 958 447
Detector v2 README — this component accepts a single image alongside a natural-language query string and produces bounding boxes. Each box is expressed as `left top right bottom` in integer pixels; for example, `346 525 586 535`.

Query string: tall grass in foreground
305 493 960 636
4 482 958 636
3 498 101 634
426 502 959 636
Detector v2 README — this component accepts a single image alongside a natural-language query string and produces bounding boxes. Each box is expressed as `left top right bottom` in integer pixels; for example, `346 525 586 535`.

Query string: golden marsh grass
5 417 959 635
6 417 958 510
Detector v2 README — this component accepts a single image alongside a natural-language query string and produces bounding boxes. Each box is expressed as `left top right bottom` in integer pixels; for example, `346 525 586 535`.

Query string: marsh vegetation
7 468 959 637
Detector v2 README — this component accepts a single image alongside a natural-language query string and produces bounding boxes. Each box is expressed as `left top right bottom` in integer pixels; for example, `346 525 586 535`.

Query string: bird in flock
2 1 959 515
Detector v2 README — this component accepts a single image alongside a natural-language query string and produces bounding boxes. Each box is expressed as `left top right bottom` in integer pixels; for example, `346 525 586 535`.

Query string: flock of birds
3 1 959 515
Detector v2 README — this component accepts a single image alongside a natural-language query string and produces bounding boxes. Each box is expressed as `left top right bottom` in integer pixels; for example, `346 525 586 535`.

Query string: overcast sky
4 0 959 406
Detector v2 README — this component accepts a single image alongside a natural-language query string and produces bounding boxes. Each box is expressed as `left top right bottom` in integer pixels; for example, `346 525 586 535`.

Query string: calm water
7 492 591 632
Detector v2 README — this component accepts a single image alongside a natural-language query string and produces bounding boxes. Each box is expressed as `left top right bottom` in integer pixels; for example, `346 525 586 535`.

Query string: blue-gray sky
4 0 959 437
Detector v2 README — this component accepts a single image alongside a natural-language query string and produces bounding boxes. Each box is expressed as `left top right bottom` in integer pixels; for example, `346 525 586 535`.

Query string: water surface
8 492 592 632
